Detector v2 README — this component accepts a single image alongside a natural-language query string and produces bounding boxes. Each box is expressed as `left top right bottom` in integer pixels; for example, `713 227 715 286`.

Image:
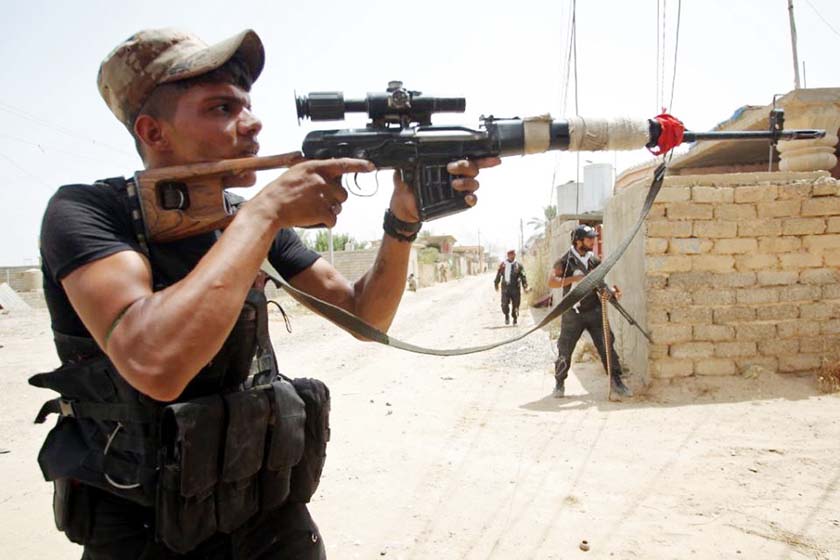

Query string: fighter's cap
97 28 264 129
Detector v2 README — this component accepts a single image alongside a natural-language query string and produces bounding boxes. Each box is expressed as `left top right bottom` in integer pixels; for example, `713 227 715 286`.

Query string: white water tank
581 163 614 213
556 181 581 215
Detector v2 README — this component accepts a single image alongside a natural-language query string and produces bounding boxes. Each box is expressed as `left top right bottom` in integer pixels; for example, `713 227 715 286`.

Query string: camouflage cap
97 28 265 129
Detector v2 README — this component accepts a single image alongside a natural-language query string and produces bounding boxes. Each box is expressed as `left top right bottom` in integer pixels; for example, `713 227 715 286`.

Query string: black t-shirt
553 249 601 311
40 180 320 337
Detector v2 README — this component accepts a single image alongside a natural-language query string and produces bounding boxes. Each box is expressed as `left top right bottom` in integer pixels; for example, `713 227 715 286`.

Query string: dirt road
1 273 839 558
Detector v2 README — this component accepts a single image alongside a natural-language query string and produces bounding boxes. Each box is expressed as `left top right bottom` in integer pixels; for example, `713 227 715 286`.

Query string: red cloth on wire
649 113 684 155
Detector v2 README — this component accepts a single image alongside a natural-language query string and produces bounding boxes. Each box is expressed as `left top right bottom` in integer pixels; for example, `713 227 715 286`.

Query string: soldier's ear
134 114 171 157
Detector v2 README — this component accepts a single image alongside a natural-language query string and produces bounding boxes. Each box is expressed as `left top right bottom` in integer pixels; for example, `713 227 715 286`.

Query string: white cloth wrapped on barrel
521 115 651 153
568 116 650 151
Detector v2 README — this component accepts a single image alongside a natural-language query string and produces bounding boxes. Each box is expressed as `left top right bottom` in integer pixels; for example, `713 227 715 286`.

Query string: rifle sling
261 163 666 356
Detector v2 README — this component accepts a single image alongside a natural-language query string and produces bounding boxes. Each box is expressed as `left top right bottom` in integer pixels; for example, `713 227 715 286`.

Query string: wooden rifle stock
133 151 304 243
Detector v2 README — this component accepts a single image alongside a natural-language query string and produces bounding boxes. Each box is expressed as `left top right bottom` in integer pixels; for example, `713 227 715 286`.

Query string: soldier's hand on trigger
613 285 622 300
250 158 375 229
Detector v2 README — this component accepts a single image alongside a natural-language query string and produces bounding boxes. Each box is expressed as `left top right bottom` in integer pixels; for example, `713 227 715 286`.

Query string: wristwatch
383 209 422 242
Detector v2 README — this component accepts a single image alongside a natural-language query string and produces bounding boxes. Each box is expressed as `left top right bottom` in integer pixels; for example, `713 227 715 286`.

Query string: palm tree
527 205 557 234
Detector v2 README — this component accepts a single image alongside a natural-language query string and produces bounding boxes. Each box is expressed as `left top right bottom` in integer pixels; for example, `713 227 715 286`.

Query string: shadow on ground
521 359 829 413
522 306 832 413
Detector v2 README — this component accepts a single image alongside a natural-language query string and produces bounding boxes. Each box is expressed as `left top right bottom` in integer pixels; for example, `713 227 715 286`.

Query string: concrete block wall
0 266 42 292
603 181 649 380
317 249 379 282
0 266 47 308
641 171 840 379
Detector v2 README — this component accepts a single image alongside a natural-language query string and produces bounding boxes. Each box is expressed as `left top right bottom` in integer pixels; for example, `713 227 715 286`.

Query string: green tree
418 247 440 264
313 230 357 252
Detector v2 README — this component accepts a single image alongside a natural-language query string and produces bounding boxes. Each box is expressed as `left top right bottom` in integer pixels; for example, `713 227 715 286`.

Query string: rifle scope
296 81 465 125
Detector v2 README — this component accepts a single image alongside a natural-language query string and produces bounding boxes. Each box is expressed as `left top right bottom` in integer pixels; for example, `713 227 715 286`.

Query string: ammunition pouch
30 290 331 554
288 378 331 503
52 477 95 545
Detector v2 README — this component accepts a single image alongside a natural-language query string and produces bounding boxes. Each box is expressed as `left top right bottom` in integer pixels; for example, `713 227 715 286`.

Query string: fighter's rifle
131 81 824 244
564 247 653 344
123 84 825 356
596 282 654 344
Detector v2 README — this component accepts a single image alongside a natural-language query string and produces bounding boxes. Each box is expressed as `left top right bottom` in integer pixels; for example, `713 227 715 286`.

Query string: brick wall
0 266 42 292
318 249 379 282
605 171 840 381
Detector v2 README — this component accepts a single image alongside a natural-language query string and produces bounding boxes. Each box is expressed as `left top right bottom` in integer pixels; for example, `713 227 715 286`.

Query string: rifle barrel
683 129 825 142
601 292 655 344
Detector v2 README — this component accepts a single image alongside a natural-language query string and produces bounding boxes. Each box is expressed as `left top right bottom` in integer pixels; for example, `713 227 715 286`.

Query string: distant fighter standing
494 249 528 325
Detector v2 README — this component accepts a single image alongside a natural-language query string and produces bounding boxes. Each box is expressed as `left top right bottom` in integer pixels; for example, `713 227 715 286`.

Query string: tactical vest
560 249 601 312
29 178 331 554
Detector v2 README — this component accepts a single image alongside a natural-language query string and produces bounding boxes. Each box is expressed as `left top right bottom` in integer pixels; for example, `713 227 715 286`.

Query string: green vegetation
419 247 440 264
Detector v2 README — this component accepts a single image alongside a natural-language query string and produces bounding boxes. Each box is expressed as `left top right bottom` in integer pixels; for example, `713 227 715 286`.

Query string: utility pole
477 229 483 272
328 229 334 265
788 0 801 90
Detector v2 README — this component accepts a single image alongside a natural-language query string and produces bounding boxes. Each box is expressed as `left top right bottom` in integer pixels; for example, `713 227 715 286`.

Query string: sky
1 0 838 265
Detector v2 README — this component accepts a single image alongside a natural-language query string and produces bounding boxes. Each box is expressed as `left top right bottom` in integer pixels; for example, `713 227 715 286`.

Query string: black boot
610 376 633 399
504 314 510 325
512 315 518 326
553 378 565 398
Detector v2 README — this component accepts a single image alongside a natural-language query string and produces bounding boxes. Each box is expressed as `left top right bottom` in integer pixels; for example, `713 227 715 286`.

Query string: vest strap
34 398 158 425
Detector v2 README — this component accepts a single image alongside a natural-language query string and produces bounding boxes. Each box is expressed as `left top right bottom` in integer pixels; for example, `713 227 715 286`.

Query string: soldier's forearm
352 233 412 331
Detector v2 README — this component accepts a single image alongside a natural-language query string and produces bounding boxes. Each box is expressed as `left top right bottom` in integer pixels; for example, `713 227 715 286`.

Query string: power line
571 0 580 206
656 0 661 113
561 2 575 114
553 0 570 110
0 133 135 165
0 101 135 159
660 0 667 111
803 0 840 39
0 151 52 188
551 0 576 211
668 0 682 112
572 0 579 117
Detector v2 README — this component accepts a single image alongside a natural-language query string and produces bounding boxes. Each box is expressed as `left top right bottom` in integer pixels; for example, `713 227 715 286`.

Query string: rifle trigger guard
345 172 379 198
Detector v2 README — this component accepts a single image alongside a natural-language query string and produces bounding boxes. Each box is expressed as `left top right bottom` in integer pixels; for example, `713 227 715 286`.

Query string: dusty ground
1 273 839 559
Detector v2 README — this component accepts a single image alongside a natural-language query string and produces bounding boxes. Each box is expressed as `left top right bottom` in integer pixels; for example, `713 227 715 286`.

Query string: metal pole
575 154 580 214
328 229 334 264
477 229 482 273
788 0 801 90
